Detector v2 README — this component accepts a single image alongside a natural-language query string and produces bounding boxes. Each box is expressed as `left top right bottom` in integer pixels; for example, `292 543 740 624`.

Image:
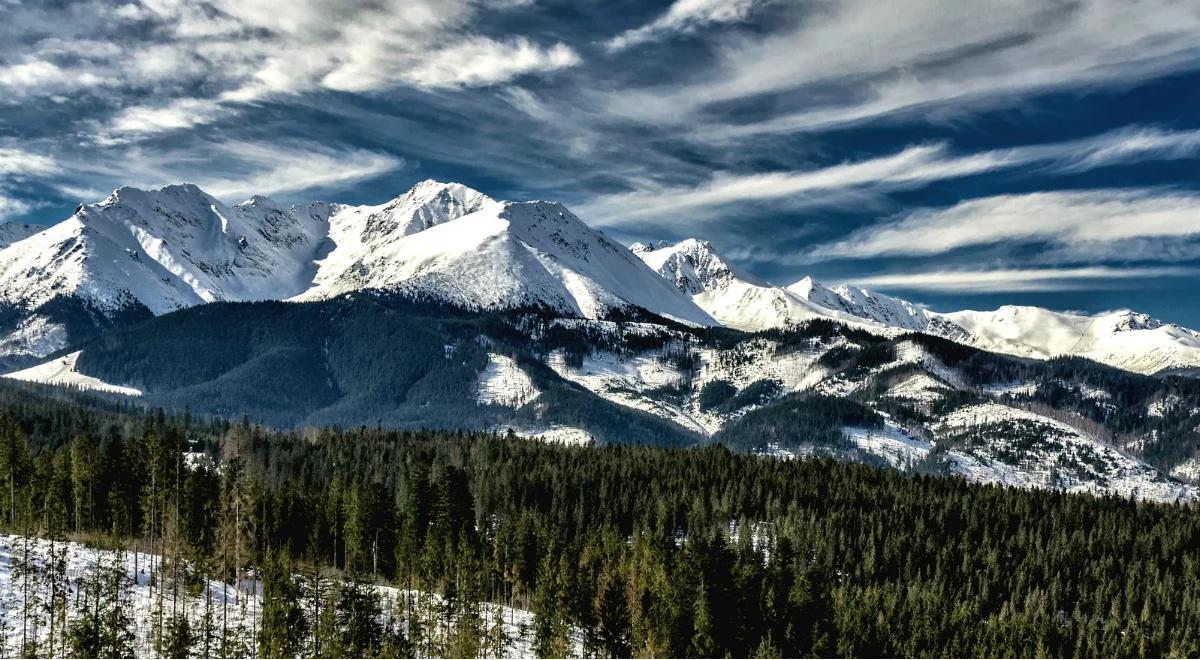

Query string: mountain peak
635 238 760 295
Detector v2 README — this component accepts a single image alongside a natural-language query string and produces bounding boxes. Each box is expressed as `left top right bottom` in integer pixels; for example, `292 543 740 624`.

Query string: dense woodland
1 383 1200 657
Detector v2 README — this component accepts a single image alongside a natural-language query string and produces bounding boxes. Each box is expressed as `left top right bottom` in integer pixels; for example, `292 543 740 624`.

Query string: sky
3 0 1200 325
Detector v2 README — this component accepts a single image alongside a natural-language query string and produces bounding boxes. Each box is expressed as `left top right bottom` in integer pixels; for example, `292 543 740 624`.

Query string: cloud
0 195 39 221
35 139 404 206
188 142 406 200
579 125 1200 227
848 266 1200 293
346 38 580 92
815 189 1200 261
578 143 1012 225
606 0 761 51
0 148 58 177
600 0 1200 137
2 0 581 142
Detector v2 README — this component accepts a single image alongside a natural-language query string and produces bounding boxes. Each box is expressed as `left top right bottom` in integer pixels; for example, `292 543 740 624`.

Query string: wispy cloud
580 125 1200 227
3 0 581 143
601 0 1200 137
36 140 404 207
849 266 1199 293
605 0 761 51
814 189 1200 261
0 148 58 177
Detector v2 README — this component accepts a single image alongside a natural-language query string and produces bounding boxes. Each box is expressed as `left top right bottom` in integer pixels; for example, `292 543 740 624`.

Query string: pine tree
259 548 308 658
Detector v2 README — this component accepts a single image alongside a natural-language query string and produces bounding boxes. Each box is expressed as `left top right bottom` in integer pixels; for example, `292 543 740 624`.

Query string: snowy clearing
2 351 141 396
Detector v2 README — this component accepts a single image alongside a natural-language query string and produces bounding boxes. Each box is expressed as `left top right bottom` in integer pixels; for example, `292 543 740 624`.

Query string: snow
0 315 68 359
0 223 42 250
547 349 707 434
502 424 594 446
1170 458 1200 482
945 306 1200 375
885 373 951 404
844 423 932 469
0 534 568 659
0 184 331 318
935 403 1197 503
1148 395 1182 417
636 239 886 333
4 184 1198 377
637 239 1200 375
297 200 715 326
476 354 539 407
2 350 141 396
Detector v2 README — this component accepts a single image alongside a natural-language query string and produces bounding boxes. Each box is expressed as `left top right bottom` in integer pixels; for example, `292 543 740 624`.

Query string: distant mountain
635 238 1200 376
0 223 42 250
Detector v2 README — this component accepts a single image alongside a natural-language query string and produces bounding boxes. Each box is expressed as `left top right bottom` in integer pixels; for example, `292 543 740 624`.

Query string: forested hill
13 294 1200 502
1 388 1200 657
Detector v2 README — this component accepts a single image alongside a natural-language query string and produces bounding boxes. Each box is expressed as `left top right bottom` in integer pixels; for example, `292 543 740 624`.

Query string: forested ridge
0 384 1199 658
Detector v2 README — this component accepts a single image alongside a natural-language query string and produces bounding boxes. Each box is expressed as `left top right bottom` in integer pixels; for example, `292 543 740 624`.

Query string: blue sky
3 0 1200 325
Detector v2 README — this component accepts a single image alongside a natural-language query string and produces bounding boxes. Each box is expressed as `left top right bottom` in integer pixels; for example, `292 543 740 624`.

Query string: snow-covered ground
2 350 141 396
547 348 708 435
476 354 539 408
0 535 572 659
1170 457 1200 482
885 373 951 405
935 403 1197 503
844 424 932 469
500 424 594 446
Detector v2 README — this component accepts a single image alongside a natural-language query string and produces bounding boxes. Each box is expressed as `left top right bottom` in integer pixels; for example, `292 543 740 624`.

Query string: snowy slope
0 181 717 362
298 201 715 325
0 184 330 315
0 534 574 659
308 179 493 293
935 402 1198 503
2 350 141 395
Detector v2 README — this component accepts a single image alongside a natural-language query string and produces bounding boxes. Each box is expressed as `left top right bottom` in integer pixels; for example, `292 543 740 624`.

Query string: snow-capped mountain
306 179 494 294
636 238 1200 375
3 181 1198 376
299 200 714 324
633 239 876 331
0 181 713 362
944 306 1200 375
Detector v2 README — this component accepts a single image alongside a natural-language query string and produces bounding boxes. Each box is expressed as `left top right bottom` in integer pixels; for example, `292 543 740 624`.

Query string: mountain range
2 180 1199 375
3 180 1200 503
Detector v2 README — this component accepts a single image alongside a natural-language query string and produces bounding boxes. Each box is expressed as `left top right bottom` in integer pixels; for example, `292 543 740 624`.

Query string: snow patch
2 351 141 396
476 354 539 407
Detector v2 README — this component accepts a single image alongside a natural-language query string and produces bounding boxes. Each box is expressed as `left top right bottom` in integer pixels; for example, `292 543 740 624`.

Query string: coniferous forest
0 382 1198 658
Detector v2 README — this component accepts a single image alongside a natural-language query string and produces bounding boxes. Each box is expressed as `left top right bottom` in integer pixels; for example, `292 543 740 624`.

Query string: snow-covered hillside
0 534 569 659
2 350 141 395
0 223 42 249
945 306 1200 375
